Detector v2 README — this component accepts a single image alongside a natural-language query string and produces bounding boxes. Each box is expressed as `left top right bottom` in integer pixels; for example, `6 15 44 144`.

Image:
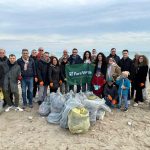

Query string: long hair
138 55 149 66
95 52 107 66
51 56 59 66
83 50 91 62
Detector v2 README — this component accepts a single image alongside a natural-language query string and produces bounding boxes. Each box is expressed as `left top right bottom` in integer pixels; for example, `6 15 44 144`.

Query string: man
17 49 38 109
68 48 83 93
118 50 133 103
59 49 69 64
37 52 50 105
37 47 44 60
91 49 97 63
30 49 38 98
107 48 120 65
4 54 23 112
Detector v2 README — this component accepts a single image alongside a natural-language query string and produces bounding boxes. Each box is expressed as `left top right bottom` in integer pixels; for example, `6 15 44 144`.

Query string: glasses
39 49 44 51
23 53 28 54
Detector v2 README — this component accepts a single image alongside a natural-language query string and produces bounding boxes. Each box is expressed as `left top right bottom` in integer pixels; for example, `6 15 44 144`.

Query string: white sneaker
133 103 138 107
5 106 13 112
15 107 23 112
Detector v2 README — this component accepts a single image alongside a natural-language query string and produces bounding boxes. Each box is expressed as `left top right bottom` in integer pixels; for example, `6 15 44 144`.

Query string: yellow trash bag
68 107 90 134
0 88 4 100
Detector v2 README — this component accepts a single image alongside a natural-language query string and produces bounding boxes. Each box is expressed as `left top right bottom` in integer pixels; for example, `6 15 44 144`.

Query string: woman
106 57 121 82
95 52 107 78
133 55 148 106
82 51 92 92
49 57 62 93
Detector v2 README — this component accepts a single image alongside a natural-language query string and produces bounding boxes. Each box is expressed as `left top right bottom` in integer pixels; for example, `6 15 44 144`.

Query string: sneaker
22 104 27 109
124 108 128 112
15 107 23 112
5 106 13 112
133 103 138 107
29 104 33 108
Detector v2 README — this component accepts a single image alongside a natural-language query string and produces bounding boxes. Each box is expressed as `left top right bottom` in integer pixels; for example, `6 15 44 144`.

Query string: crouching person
104 80 118 108
116 71 130 112
4 54 23 112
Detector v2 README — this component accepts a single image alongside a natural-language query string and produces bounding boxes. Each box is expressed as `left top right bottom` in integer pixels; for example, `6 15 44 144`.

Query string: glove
50 82 53 87
140 83 144 87
59 80 62 85
40 81 44 86
108 95 112 101
35 77 38 82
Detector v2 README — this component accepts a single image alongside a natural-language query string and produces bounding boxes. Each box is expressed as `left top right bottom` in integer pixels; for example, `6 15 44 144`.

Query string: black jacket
60 61 68 81
17 57 36 78
37 58 50 85
119 57 133 79
49 65 62 90
94 64 107 78
107 54 120 65
0 64 5 87
68 55 83 64
0 56 8 63
134 65 148 89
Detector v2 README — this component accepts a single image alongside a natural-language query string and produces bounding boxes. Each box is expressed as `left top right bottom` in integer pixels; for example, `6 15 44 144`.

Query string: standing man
17 49 38 109
37 47 44 60
37 52 50 105
107 48 120 65
91 49 97 63
68 48 83 93
119 50 133 103
59 49 69 64
4 54 23 112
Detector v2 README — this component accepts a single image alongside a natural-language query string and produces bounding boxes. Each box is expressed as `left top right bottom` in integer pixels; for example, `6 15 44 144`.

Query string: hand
18 75 22 81
59 80 62 85
121 85 126 90
112 99 117 105
40 81 44 86
108 95 112 101
35 77 38 82
50 82 53 87
140 83 144 87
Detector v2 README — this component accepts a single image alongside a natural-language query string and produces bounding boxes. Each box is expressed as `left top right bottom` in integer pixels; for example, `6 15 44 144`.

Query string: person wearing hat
104 80 118 108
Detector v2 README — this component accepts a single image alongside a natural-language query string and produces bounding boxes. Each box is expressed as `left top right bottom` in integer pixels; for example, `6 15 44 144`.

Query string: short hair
9 54 16 58
122 49 129 53
44 52 49 55
72 48 78 51
22 49 28 53
111 48 116 51
0 48 5 52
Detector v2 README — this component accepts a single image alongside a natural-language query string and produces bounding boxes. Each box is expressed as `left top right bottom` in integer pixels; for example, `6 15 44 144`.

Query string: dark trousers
50 88 58 93
69 85 81 93
135 87 143 103
33 81 38 97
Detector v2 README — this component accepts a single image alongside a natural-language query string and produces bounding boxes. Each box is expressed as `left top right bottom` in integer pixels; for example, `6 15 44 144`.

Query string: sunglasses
39 49 44 51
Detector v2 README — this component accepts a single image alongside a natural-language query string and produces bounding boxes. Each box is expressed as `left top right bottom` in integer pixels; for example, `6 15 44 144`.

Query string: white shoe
5 106 13 112
133 103 138 107
15 107 23 112
138 102 144 105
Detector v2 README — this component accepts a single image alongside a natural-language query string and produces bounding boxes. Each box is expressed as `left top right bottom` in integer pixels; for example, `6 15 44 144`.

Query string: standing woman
95 52 107 78
49 57 62 93
82 51 92 92
133 55 148 106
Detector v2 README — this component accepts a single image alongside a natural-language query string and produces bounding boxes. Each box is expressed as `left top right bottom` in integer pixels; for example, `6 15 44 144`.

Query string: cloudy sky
0 0 150 55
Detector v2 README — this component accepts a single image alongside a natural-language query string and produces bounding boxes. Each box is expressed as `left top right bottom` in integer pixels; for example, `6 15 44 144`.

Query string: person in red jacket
92 69 106 98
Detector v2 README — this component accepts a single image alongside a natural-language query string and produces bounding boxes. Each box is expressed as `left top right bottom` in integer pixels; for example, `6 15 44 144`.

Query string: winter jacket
116 77 130 96
17 57 36 78
107 54 120 65
106 63 121 81
134 65 148 89
94 64 107 78
104 84 118 100
3 61 21 93
60 61 68 81
49 65 62 90
91 75 106 96
68 55 83 64
59 55 69 64
37 58 50 85
0 56 8 63
118 57 133 80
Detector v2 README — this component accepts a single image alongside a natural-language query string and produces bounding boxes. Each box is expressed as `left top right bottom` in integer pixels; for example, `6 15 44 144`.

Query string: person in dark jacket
133 55 148 107
60 57 68 94
4 54 23 112
17 49 38 109
59 49 69 65
68 48 83 93
49 57 62 93
94 52 107 78
119 49 133 103
37 52 50 104
104 81 118 108
37 47 44 61
107 48 120 65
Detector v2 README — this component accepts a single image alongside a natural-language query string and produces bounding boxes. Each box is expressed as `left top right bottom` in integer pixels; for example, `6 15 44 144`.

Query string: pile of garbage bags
39 91 111 134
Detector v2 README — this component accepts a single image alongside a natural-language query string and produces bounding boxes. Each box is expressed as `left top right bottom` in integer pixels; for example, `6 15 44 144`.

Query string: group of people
0 47 149 112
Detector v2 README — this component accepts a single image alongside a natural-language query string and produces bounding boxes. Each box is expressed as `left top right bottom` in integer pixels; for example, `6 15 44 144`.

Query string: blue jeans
118 95 128 108
21 77 33 105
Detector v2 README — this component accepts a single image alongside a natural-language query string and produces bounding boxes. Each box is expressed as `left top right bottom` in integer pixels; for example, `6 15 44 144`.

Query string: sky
0 0 150 55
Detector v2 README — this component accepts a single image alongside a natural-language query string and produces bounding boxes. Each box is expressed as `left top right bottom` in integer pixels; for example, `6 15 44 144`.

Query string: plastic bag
68 107 90 134
96 109 105 120
39 101 51 116
0 100 4 114
0 88 4 100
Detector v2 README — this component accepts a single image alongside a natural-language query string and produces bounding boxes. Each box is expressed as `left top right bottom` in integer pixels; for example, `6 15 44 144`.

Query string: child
91 70 106 98
104 80 118 108
116 71 130 112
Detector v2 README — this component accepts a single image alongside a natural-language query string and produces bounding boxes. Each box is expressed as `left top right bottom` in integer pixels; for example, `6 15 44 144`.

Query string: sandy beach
0 86 150 150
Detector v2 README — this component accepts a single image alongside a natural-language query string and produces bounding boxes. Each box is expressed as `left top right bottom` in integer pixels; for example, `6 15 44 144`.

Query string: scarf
22 57 29 71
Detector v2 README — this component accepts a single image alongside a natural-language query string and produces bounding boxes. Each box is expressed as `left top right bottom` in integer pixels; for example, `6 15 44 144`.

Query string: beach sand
0 86 150 150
